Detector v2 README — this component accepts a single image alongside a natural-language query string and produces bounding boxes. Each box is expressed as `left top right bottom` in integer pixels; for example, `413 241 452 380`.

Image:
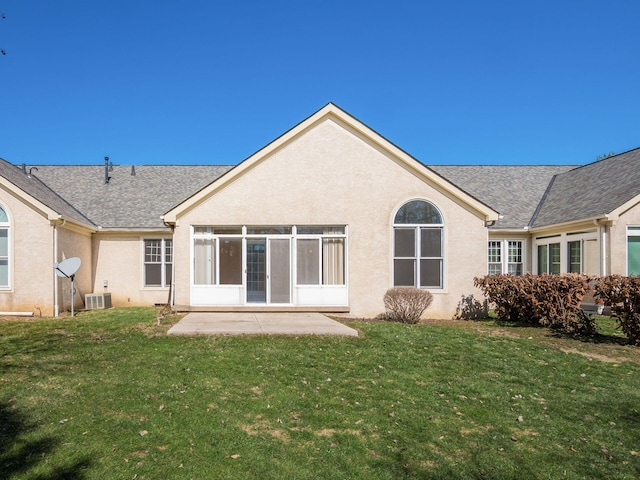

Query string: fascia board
0 176 96 231
58 220 97 235
607 193 640 221
527 216 607 234
0 176 63 221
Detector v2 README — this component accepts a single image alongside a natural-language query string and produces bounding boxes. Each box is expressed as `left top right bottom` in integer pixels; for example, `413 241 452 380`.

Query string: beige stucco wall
173 118 489 318
57 226 92 312
610 202 640 275
0 189 55 315
92 232 172 307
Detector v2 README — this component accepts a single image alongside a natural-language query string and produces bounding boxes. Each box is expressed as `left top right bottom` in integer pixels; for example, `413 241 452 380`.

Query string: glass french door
246 238 291 304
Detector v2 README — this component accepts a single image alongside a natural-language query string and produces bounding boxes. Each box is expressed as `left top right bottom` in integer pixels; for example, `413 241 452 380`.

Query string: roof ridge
528 173 558 228
557 145 640 174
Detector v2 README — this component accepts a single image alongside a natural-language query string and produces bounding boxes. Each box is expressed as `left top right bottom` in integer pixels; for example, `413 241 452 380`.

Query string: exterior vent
85 293 112 310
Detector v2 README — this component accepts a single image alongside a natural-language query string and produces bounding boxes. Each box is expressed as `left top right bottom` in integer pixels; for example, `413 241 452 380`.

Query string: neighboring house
0 103 638 318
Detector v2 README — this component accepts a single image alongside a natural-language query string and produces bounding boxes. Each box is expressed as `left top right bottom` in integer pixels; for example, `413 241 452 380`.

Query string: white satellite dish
55 257 81 278
54 257 81 317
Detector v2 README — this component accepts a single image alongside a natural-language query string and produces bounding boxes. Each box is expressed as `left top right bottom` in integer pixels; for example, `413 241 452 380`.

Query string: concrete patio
167 312 358 337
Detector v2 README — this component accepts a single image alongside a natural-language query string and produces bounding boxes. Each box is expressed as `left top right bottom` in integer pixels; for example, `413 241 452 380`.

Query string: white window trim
626 226 640 276
392 199 445 290
191 225 347 288
487 239 525 275
533 230 598 274
0 204 10 290
142 237 173 288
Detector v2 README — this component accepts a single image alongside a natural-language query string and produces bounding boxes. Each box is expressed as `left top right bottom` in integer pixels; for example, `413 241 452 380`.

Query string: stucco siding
174 118 488 318
0 189 54 315
92 233 171 307
611 202 640 275
56 227 92 312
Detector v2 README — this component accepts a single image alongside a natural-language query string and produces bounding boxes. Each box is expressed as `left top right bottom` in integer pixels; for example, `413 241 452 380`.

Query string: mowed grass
1 308 639 479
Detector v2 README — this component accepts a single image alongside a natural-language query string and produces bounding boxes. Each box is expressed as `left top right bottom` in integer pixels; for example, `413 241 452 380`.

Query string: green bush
381 287 433 324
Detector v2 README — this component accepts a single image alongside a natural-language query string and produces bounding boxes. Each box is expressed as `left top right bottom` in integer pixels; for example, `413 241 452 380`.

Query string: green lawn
1 308 639 479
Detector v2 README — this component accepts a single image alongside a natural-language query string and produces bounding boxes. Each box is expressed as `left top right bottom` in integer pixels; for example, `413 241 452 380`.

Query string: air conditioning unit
85 293 112 310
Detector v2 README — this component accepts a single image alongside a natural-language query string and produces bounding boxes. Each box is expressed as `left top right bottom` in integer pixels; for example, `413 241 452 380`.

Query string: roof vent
28 167 38 178
131 165 136 176
104 157 111 184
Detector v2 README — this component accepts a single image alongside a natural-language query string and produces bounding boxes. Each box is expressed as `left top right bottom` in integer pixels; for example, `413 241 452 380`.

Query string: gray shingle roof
32 165 233 229
6 153 638 232
531 147 640 228
0 158 95 226
429 165 574 229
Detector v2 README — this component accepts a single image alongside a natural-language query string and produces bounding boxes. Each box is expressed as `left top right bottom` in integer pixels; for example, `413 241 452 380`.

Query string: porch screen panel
219 238 242 284
270 239 291 303
297 239 320 285
628 236 640 275
322 238 345 285
194 238 216 285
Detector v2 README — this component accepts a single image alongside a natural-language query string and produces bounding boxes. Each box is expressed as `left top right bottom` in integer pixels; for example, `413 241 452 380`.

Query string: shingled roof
8 149 638 232
429 165 574 229
530 147 640 228
33 164 233 229
0 158 95 227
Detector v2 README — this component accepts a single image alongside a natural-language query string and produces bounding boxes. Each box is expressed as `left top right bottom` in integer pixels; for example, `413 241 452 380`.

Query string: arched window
0 206 9 288
393 200 443 288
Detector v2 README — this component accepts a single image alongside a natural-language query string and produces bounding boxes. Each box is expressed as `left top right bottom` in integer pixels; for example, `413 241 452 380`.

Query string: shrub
474 273 597 336
453 294 488 320
534 274 596 336
593 275 640 345
382 287 433 324
473 274 540 325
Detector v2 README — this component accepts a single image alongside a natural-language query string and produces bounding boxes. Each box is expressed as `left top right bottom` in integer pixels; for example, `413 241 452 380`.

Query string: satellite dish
54 257 82 317
55 257 81 278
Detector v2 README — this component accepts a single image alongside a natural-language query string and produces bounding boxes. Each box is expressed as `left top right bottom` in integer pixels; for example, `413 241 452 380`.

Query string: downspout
163 220 176 306
601 224 607 276
594 219 608 276
52 218 66 317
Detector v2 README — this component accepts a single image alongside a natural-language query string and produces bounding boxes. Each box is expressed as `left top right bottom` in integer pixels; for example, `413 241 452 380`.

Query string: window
488 241 502 275
507 241 523 275
193 228 243 286
0 206 9 288
144 239 172 287
487 240 523 275
628 227 640 275
393 200 443 288
538 242 560 274
568 241 582 273
296 226 345 285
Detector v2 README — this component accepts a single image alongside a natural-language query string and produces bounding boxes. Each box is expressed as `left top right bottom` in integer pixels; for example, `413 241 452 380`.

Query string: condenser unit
85 293 112 310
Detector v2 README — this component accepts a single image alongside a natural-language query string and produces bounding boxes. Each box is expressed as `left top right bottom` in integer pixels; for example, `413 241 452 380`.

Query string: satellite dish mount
54 257 81 317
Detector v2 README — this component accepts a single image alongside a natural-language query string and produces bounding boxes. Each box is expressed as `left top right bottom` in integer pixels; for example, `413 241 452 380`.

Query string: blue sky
0 1 638 166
